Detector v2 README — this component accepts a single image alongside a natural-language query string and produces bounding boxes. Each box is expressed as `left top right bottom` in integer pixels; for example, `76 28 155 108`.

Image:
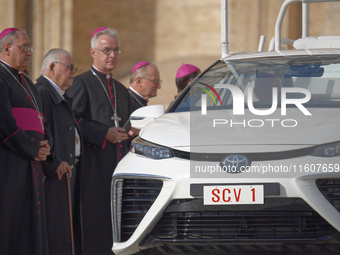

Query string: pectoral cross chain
111 113 121 127
37 115 44 130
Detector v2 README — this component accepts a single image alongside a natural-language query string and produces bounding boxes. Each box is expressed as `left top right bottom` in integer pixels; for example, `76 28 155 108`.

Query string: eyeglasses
95 47 122 55
142 77 162 85
54 62 78 72
9 43 35 53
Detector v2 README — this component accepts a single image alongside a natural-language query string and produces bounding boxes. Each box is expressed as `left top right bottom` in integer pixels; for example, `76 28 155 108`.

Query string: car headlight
131 136 174 159
312 142 340 157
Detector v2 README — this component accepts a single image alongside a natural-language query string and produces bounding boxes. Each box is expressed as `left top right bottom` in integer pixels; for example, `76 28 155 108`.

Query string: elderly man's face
139 65 161 99
53 55 77 91
8 32 32 71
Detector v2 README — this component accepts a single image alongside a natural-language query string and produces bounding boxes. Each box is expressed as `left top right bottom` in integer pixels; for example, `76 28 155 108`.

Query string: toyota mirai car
111 1 340 254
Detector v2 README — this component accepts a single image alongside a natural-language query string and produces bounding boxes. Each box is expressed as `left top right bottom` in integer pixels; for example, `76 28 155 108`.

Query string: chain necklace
128 89 145 107
0 61 44 130
90 67 121 127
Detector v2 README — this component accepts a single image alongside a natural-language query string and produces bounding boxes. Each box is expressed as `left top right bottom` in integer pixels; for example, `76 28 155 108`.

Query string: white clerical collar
0 59 22 73
43 75 65 99
0 59 11 67
129 86 146 100
92 65 112 79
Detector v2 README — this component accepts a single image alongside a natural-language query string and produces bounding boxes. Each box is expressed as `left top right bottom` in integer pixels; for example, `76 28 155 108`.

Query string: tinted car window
174 55 340 113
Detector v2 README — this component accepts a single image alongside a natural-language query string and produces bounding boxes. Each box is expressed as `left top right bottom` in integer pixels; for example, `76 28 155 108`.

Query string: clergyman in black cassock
67 27 133 255
128 61 161 112
35 49 84 255
128 87 148 112
0 28 50 255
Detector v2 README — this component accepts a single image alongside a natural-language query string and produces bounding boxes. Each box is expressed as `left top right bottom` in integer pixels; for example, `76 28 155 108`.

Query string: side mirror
130 105 165 129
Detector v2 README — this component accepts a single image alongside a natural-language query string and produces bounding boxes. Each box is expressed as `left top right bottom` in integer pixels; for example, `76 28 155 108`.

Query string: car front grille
151 198 338 241
316 178 340 213
120 179 163 242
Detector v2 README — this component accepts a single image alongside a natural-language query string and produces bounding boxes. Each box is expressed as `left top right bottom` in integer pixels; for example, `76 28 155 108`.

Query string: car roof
222 48 340 61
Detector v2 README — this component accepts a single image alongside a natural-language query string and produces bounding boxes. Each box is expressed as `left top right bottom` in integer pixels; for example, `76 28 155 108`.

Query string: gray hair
130 64 157 83
40 48 71 74
90 27 120 49
0 30 27 52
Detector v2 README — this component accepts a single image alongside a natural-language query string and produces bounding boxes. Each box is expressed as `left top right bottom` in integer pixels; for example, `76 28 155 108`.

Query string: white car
111 1 340 254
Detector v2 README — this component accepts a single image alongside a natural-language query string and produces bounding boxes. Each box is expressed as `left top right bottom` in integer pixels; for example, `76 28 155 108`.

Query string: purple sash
12 107 44 135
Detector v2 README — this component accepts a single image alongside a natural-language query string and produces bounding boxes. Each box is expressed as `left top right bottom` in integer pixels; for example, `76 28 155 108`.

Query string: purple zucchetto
131 61 150 74
0 28 19 40
91 27 108 40
176 63 199 79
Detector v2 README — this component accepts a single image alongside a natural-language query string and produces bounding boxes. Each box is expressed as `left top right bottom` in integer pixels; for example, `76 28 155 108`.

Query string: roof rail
274 0 340 51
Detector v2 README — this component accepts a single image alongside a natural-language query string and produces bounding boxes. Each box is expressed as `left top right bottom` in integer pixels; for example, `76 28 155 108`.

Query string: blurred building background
1 0 340 107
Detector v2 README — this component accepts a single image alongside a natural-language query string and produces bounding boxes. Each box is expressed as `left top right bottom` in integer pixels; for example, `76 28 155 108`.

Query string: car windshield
173 54 340 112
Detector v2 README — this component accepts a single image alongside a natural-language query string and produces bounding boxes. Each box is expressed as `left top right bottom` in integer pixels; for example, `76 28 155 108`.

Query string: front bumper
111 154 340 255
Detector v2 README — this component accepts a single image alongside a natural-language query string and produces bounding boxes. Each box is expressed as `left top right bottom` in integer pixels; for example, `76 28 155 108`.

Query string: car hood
139 108 340 153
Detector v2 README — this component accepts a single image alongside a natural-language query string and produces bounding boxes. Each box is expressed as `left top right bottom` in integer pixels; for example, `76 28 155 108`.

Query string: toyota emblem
221 154 250 173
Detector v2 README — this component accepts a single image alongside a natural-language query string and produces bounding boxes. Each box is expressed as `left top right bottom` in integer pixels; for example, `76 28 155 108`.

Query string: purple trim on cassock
12 107 44 135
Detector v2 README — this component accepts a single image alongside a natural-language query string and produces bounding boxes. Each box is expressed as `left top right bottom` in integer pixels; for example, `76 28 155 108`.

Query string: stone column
0 0 15 29
31 0 73 79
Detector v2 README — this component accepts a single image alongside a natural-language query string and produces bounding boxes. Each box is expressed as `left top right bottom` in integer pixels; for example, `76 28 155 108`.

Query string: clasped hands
35 140 51 161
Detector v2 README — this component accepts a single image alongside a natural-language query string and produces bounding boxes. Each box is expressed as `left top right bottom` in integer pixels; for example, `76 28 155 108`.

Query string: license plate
203 185 264 205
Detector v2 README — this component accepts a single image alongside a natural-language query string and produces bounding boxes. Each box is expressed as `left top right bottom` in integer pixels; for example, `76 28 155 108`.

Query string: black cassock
128 88 148 113
67 67 132 255
36 75 84 255
0 62 48 255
